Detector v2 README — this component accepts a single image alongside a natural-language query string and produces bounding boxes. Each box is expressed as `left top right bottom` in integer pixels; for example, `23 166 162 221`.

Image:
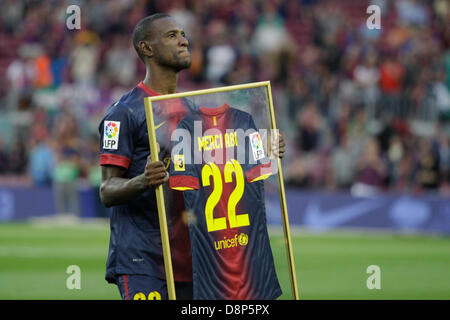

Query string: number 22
201 159 249 232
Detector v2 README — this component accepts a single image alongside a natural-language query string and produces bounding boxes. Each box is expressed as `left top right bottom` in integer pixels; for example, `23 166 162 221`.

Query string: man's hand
100 155 169 207
143 156 169 189
271 132 286 159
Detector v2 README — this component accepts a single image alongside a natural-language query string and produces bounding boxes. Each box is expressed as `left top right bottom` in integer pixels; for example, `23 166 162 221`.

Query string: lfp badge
104 121 120 150
249 131 265 161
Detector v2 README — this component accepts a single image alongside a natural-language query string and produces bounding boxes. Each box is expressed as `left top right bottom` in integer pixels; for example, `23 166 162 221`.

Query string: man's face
150 17 191 71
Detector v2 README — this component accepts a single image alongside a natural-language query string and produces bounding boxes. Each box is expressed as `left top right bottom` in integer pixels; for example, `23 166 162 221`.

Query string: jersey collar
199 103 229 116
137 81 161 96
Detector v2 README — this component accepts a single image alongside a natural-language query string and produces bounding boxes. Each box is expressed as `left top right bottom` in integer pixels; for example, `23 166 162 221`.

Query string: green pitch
0 222 449 300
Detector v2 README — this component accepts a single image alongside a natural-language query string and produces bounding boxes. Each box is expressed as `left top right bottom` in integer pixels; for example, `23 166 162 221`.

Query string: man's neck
143 64 179 95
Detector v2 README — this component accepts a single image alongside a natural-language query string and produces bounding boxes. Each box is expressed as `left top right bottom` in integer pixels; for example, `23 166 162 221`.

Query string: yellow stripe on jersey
249 173 272 183
171 186 196 191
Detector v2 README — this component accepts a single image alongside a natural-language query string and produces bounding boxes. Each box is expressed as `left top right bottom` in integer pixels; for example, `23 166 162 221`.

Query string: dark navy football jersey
168 104 282 300
99 81 196 283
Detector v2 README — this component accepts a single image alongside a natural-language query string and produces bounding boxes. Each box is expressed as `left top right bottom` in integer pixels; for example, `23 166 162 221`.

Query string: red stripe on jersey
123 275 130 300
169 175 200 190
245 162 273 183
100 154 131 169
137 81 160 96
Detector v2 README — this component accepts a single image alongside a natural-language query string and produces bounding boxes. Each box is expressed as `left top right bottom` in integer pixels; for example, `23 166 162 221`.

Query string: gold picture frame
144 81 299 300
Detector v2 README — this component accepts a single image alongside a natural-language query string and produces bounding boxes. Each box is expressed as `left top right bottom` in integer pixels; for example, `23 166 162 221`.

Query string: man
99 13 285 300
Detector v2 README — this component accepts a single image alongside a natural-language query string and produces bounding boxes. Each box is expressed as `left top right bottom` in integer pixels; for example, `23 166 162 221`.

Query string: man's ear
139 40 153 59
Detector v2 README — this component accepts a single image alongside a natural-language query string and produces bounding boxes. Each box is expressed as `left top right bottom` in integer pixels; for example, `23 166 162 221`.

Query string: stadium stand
0 0 448 203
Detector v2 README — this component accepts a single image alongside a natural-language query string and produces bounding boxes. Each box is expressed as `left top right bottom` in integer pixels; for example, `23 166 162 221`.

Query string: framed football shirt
168 104 281 299
144 81 299 300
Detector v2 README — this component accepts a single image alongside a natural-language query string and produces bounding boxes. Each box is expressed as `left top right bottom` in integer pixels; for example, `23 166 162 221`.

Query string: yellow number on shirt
202 162 227 232
201 159 249 232
224 159 249 228
148 291 162 300
133 292 146 300
133 291 161 300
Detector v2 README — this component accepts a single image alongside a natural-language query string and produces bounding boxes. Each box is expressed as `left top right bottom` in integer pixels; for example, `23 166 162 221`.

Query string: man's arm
99 156 169 207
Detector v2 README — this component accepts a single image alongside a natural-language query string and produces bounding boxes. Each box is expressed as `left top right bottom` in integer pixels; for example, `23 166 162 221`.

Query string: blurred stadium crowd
0 0 449 203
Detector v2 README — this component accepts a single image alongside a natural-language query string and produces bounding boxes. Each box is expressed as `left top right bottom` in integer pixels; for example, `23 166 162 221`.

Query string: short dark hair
132 13 171 63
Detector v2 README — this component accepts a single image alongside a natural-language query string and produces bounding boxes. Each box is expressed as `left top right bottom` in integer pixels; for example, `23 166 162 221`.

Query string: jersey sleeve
244 114 274 184
99 104 136 170
168 119 199 191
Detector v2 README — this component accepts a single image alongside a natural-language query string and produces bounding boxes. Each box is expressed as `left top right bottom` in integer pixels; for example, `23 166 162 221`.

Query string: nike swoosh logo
155 121 166 130
304 199 387 229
